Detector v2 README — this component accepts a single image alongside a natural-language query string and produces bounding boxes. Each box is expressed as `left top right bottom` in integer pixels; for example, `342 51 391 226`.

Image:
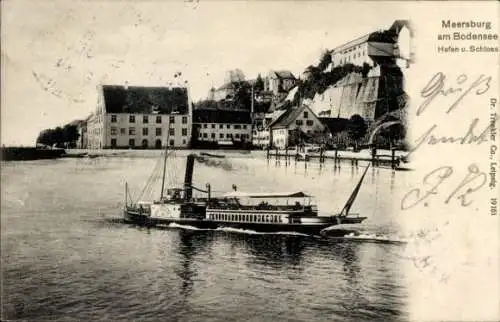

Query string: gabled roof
102 85 189 114
271 70 296 79
193 109 252 124
270 105 311 129
332 33 372 53
332 20 405 53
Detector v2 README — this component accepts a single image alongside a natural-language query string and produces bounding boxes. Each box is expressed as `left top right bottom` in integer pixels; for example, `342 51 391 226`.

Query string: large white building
192 109 252 145
330 20 414 70
86 85 192 149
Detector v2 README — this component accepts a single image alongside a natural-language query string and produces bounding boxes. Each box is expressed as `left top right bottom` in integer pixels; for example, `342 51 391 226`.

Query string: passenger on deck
294 201 301 210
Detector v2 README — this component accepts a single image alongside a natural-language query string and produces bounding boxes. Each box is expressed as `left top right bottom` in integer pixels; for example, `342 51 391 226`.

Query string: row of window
199 133 248 139
90 128 102 136
202 123 249 130
111 115 188 124
208 213 283 223
110 138 186 148
295 120 314 126
110 127 188 136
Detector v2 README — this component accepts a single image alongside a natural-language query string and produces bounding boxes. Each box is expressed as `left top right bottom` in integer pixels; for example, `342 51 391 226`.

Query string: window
203 133 208 138
129 127 135 135
142 128 148 136
120 128 126 135
169 128 175 136
182 139 186 145
110 127 117 135
243 125 247 129
111 115 117 123
219 124 223 129
111 138 117 147
211 133 216 139
226 124 230 129
169 116 175 123
203 124 208 128
303 111 308 119
182 116 188 124
306 120 314 126
156 128 162 136
182 128 188 136
129 115 135 123
129 139 135 147
156 116 162 124
143 115 148 124
234 125 241 129
296 120 303 126
211 124 215 129
219 133 224 139
235 134 240 139
169 139 174 146
226 133 231 139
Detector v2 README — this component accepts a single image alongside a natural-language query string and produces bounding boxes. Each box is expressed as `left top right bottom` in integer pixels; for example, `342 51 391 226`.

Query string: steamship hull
123 207 366 235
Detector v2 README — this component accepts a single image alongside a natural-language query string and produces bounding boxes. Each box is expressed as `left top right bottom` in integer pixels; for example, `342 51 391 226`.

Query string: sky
1 1 407 146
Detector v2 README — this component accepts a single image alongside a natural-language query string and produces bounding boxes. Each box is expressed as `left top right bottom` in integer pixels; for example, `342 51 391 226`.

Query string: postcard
1 1 498 321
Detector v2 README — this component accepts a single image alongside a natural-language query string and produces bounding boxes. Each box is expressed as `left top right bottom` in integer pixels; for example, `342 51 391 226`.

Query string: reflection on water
2 154 409 321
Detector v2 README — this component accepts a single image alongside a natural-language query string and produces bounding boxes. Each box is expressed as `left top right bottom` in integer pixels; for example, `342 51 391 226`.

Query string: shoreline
61 148 411 169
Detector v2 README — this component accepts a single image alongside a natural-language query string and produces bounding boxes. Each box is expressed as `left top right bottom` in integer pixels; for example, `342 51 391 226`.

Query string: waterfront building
86 85 192 149
252 109 286 148
193 109 252 145
269 105 325 149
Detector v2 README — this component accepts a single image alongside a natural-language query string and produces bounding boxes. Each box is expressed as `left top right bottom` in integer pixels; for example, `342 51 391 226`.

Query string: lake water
2 151 410 321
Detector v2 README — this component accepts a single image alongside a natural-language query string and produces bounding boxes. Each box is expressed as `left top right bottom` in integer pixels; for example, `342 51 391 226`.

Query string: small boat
123 144 369 234
200 152 226 159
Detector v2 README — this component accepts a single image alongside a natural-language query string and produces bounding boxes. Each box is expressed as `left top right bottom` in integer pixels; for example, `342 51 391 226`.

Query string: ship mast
339 163 370 217
159 128 171 201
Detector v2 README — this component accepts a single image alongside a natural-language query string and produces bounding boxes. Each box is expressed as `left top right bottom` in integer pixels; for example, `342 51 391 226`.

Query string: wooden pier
266 147 406 170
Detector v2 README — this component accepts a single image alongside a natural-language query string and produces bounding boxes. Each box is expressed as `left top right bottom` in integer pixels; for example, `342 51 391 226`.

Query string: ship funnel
184 154 195 200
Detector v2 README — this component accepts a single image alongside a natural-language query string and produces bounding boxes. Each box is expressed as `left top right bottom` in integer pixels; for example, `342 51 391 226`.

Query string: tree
255 74 265 92
318 50 333 71
36 129 55 146
53 127 64 147
347 114 367 151
361 63 372 78
379 123 406 148
62 124 80 147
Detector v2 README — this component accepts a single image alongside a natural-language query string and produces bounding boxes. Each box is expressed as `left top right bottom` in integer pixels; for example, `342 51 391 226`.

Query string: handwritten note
403 71 497 213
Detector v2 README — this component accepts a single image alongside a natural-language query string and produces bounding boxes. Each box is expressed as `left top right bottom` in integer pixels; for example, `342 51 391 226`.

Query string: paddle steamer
124 150 368 234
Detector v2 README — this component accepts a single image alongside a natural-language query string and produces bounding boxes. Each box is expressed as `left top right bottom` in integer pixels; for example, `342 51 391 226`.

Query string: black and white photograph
1 1 498 321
